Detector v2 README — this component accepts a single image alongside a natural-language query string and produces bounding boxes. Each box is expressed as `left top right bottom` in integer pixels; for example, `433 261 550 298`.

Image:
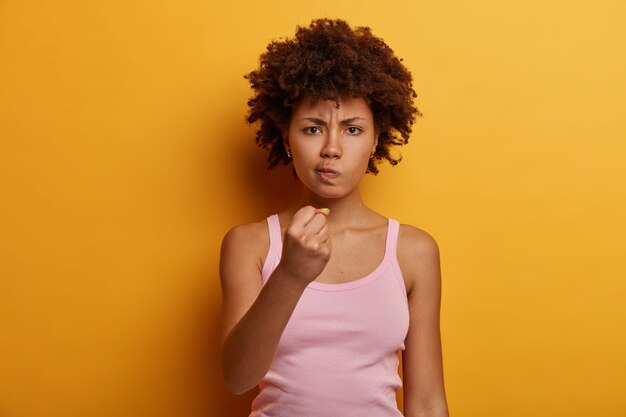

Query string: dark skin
220 97 448 416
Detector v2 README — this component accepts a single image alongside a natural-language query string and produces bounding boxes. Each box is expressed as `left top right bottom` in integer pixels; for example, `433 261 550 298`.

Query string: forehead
291 96 373 120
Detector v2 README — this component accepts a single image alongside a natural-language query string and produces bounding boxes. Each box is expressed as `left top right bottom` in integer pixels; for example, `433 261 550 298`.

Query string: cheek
345 144 373 165
290 153 311 182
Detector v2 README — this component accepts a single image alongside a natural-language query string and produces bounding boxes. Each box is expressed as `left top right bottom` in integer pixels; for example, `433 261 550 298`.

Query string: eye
303 126 322 135
346 126 362 135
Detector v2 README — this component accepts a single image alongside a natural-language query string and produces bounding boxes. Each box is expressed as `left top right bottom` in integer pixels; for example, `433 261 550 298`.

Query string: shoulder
221 218 268 248
396 223 440 256
396 223 441 296
220 218 271 273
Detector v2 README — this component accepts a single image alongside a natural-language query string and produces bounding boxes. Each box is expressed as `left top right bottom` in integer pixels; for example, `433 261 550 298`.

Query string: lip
315 167 339 180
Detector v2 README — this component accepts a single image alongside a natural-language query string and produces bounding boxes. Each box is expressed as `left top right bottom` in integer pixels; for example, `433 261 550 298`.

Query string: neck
289 186 371 228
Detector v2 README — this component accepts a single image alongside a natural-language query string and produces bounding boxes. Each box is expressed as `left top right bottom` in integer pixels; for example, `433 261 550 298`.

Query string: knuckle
303 238 316 251
287 228 302 240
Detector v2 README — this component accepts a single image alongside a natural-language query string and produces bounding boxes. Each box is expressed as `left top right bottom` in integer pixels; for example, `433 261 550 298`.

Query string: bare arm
219 208 331 395
220 238 307 394
398 226 449 417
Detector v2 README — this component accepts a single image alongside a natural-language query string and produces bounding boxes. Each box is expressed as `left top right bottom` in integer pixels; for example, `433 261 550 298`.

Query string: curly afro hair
245 18 421 175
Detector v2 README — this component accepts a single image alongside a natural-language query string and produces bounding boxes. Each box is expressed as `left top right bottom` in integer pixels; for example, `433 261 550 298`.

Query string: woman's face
284 96 379 199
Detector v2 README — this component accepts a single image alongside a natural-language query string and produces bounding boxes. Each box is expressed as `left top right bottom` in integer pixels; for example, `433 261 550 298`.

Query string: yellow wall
1 1 625 416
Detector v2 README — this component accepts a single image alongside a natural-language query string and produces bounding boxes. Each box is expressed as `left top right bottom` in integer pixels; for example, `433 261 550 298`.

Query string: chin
314 189 344 199
304 183 353 200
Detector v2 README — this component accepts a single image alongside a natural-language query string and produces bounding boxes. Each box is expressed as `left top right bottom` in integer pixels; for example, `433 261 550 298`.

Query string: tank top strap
386 218 408 294
261 214 282 284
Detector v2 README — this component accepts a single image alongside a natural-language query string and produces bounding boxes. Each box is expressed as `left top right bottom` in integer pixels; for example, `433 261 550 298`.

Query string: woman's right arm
219 207 330 395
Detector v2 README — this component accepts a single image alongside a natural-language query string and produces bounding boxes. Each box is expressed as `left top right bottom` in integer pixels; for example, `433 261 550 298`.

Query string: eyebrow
299 117 367 126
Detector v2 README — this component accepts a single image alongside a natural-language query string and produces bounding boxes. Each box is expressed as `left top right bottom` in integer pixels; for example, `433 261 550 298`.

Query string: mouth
315 167 339 180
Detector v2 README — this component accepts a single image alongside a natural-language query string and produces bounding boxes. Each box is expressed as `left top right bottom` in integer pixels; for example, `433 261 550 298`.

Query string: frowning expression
283 96 379 198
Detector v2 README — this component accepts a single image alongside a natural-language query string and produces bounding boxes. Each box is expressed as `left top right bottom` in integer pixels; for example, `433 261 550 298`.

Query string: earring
286 149 292 158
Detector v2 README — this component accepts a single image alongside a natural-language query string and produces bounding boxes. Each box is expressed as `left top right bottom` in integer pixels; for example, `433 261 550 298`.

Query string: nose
321 130 342 159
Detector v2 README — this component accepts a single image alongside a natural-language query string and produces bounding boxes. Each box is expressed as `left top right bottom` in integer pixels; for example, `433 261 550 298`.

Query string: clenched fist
278 206 332 287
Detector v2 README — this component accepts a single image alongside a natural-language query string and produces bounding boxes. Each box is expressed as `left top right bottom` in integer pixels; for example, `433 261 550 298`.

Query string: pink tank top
250 214 410 417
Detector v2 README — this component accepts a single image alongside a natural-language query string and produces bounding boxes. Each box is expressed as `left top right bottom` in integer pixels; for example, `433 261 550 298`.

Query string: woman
219 18 449 417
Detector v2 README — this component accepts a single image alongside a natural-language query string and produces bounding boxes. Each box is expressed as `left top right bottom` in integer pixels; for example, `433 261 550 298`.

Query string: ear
281 127 289 150
371 131 380 155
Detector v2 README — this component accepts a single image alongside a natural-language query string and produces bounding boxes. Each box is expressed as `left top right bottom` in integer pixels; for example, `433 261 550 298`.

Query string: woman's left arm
398 225 449 417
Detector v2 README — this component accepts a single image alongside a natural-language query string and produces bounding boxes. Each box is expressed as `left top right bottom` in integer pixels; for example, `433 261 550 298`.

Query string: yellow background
1 1 625 416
